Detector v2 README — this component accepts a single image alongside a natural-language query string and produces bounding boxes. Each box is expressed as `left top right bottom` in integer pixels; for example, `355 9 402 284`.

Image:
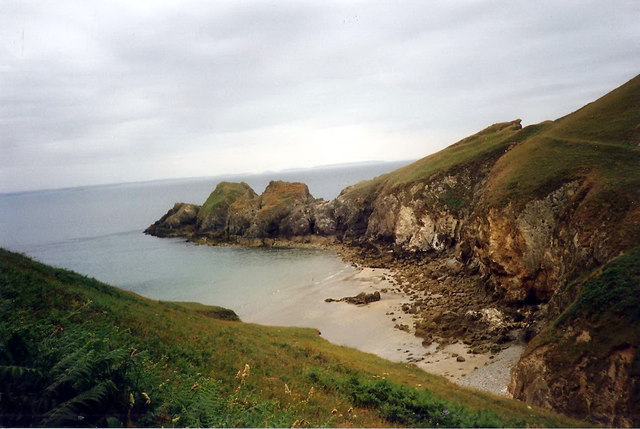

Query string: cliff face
509 247 640 427
145 74 640 424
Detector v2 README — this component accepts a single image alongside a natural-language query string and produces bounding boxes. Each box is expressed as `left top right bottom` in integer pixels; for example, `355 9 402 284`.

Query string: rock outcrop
146 180 337 244
197 181 258 237
325 291 381 305
144 203 200 237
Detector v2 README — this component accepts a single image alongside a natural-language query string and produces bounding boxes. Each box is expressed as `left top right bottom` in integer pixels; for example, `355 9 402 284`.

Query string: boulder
325 291 381 305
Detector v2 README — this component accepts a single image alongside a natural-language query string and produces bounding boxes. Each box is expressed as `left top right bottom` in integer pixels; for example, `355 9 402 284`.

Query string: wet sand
244 263 522 397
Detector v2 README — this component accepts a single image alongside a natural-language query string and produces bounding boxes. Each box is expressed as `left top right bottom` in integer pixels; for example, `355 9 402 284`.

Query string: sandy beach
243 263 522 397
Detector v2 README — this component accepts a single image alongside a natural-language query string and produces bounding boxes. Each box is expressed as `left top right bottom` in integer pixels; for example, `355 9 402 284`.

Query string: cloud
1 0 639 192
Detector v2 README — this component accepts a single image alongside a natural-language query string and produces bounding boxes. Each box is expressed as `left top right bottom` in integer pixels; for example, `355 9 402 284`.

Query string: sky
1 1 639 193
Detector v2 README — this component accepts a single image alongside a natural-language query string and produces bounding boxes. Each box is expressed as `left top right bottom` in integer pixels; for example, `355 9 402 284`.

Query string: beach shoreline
242 261 522 397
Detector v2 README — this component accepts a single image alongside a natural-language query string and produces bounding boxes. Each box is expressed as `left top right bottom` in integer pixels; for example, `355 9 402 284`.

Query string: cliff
509 247 640 427
145 74 640 424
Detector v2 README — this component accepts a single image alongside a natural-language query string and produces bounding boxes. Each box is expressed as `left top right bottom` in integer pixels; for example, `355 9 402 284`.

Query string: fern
47 348 98 393
0 364 42 379
42 379 118 426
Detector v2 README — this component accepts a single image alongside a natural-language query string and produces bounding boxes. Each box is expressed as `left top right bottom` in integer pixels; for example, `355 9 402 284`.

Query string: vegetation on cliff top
0 249 582 427
487 74 640 208
198 182 258 225
343 74 640 221
255 180 313 228
341 119 529 199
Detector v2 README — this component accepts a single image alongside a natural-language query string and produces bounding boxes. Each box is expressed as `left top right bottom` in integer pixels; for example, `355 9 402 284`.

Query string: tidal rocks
325 291 381 305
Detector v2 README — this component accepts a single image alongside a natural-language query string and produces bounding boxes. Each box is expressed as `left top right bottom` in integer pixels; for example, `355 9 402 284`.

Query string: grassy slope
486 74 640 208
197 182 257 222
0 249 581 427
341 119 530 199
342 74 640 219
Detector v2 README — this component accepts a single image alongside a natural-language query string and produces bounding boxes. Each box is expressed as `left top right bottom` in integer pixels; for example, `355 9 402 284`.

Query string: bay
0 161 408 319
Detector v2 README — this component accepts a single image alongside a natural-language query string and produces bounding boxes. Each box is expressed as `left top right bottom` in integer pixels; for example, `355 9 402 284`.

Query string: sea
0 161 408 320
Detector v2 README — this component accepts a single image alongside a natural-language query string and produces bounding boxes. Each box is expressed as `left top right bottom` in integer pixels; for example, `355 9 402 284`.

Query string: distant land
0 159 413 198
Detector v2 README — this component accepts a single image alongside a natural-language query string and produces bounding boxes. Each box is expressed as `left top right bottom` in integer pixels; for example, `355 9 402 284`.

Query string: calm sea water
0 161 408 318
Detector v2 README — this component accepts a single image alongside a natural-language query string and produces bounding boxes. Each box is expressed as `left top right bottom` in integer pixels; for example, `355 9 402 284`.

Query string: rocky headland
145 75 640 425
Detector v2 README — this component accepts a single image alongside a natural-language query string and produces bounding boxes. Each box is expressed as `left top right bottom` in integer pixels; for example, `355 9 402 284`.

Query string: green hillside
0 249 581 427
341 119 531 199
344 74 640 216
487 74 640 208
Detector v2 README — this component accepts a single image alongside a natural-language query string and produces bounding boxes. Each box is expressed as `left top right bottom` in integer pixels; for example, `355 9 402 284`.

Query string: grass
341 74 640 226
486 135 640 206
197 182 258 225
485 74 640 209
550 74 640 146
0 248 583 427
342 119 527 200
158 301 241 321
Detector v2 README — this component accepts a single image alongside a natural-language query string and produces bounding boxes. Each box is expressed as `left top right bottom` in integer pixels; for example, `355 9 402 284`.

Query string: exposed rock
248 181 316 238
325 291 381 305
197 182 258 237
144 203 200 237
509 247 640 426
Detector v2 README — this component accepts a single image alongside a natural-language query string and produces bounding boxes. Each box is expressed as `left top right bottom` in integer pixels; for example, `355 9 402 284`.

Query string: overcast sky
1 0 638 193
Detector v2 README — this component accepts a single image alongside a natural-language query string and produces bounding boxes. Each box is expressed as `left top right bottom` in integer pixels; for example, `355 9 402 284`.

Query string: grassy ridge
0 249 581 427
341 119 528 199
486 75 640 208
341 74 640 221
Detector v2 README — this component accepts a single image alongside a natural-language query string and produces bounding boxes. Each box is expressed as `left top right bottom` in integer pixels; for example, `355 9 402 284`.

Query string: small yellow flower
142 392 151 405
284 383 292 395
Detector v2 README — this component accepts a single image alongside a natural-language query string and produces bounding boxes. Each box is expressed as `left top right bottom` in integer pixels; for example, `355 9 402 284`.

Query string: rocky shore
243 260 524 397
